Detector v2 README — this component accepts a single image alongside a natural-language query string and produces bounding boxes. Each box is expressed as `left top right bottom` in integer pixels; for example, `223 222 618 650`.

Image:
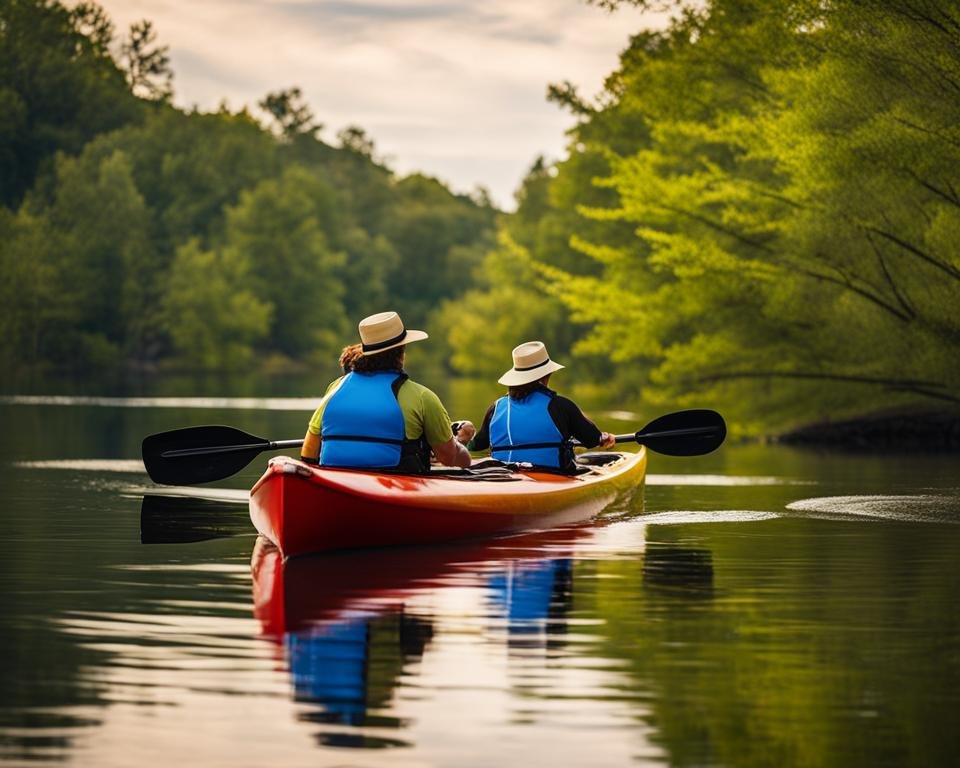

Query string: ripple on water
15 459 146 473
646 474 814 486
634 510 781 525
785 494 960 523
0 394 316 410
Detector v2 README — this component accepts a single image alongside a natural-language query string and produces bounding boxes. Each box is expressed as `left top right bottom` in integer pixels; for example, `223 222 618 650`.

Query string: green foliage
119 20 173 102
453 0 960 433
221 166 348 360
258 87 320 140
162 240 271 369
0 0 141 207
381 173 497 326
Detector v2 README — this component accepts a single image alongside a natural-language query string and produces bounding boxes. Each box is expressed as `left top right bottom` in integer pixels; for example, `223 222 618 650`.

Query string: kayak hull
249 449 646 557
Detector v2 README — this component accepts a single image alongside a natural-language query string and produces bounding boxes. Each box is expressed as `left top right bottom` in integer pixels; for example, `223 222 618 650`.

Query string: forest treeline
0 0 496 372
2 0 959 434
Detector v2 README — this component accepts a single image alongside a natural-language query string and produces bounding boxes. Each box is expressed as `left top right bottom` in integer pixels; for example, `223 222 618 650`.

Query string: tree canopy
437 0 960 433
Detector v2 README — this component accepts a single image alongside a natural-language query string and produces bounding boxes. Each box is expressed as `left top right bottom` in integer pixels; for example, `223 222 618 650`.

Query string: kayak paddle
142 425 302 486
606 408 726 457
142 409 726 486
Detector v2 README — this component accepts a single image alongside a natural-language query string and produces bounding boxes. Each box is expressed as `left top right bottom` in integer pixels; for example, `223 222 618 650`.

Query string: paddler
467 341 615 473
300 311 472 471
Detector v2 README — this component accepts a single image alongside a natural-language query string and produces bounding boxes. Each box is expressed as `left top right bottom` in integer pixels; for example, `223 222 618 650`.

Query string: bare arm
301 430 320 463
432 437 472 468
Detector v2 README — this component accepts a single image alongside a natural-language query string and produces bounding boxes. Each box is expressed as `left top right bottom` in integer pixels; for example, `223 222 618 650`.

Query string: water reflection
249 527 593 746
642 546 714 599
487 558 574 652
140 494 251 544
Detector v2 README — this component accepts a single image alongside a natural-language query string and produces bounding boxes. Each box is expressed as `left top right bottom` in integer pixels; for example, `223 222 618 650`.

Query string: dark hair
351 345 405 373
508 374 551 400
338 343 364 373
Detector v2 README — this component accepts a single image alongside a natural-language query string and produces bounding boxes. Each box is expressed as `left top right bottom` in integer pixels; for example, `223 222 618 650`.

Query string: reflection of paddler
286 610 433 726
487 558 574 647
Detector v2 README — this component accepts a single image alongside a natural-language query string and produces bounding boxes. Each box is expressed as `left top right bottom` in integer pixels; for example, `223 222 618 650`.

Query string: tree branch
693 370 960 404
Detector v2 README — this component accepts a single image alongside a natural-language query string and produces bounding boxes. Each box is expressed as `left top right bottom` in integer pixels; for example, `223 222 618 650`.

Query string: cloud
100 0 669 207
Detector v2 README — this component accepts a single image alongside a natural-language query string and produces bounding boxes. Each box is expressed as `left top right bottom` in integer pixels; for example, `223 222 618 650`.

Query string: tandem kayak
249 449 647 557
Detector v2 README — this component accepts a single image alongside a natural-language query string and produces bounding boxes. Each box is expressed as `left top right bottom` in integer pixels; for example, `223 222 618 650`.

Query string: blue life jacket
320 371 420 470
489 389 566 469
286 619 369 724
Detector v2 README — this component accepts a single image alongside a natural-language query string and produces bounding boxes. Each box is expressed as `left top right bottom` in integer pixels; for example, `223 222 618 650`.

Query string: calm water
1 387 959 767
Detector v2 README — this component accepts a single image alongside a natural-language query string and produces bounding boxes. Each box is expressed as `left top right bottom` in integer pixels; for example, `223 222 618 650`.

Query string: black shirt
469 384 603 456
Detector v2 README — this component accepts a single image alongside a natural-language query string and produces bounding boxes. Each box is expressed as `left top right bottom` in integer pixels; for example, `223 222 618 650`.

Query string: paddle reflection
139 494 250 544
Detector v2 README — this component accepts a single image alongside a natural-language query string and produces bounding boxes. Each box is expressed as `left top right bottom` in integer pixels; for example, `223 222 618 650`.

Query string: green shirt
307 375 453 448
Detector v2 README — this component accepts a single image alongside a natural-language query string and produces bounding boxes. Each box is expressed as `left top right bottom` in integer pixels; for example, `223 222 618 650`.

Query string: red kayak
249 449 646 557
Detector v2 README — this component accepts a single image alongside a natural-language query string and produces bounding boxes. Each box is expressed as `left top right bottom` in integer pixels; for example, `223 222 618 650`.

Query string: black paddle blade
635 409 726 456
140 494 252 544
142 425 270 486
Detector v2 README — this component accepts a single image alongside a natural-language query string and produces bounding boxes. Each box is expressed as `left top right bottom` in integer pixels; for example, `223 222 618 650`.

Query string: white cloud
99 0 671 208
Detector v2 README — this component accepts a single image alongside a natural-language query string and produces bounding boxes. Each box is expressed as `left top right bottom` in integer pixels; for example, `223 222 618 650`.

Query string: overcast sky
97 0 669 208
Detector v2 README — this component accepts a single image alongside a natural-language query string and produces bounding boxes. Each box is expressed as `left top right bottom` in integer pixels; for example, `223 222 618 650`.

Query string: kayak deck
249 449 647 557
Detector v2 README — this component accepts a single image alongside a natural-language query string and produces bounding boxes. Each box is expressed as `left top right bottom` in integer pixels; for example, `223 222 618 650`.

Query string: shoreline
774 408 960 452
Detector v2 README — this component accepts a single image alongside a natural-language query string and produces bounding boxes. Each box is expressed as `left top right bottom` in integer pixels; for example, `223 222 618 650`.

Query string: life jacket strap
322 434 407 446
491 441 567 451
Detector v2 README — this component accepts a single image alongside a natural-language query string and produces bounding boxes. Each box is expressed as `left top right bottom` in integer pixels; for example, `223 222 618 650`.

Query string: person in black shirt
464 341 615 473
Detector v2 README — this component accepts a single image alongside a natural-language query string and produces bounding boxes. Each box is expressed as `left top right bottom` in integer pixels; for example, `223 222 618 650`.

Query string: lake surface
1 386 959 767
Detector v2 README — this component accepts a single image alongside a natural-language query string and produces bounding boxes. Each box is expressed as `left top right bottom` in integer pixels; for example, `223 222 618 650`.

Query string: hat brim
497 360 565 386
359 329 429 356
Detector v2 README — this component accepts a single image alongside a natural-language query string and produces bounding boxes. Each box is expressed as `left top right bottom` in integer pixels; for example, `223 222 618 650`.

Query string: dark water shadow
140 494 251 544
642 545 715 599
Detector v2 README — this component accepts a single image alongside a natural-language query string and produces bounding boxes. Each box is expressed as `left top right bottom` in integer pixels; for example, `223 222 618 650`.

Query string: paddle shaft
620 425 720 443
161 438 302 459
573 424 722 447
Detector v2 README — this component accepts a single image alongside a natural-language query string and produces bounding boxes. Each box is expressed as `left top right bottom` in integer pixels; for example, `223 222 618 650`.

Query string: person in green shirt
300 311 472 471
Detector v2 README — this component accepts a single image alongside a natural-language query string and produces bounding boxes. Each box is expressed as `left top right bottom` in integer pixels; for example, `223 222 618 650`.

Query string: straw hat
497 341 565 386
358 311 428 356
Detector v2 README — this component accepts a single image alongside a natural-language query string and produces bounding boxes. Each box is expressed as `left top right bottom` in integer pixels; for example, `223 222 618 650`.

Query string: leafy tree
492 0 960 432
381 173 497 325
0 0 141 206
119 20 173 102
0 208 58 369
162 239 272 369
258 87 321 140
221 165 349 360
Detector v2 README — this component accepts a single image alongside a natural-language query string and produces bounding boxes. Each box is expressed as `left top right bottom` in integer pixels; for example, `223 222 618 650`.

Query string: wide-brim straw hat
358 311 428 356
498 341 565 386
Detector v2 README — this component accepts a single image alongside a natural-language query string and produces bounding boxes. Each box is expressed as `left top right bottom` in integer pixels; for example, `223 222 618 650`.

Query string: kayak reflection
250 526 589 738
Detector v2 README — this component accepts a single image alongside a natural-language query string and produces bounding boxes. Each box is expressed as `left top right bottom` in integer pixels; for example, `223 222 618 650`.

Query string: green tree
222 165 349 361
119 19 173 102
381 174 497 326
503 0 960 432
162 239 272 369
258 87 320 140
0 0 141 206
